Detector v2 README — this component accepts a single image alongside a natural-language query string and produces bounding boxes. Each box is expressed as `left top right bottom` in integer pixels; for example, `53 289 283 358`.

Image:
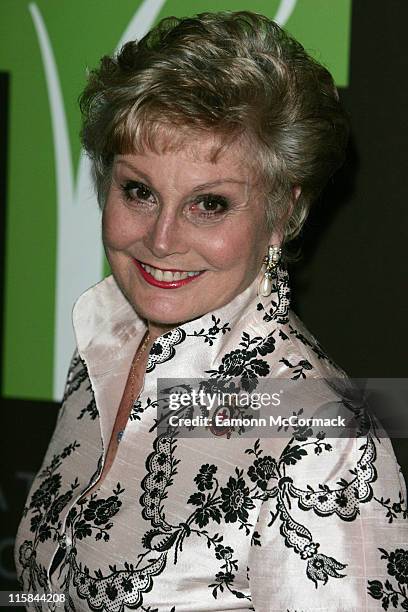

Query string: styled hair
79 10 349 244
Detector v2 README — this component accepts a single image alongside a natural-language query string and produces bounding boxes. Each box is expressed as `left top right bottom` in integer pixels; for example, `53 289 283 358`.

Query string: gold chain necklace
117 330 150 443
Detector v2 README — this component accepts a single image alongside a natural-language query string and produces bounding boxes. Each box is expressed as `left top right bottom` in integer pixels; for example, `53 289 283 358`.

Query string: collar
72 266 291 375
72 266 291 447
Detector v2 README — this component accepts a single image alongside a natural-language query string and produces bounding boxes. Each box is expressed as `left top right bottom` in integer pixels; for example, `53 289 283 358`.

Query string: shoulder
272 309 347 381
58 349 97 424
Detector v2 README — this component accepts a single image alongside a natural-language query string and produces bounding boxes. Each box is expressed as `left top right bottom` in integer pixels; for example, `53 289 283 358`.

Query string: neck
147 321 177 342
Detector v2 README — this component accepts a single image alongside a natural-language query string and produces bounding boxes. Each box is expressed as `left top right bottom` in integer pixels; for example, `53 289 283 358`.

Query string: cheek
102 203 141 250
194 218 266 271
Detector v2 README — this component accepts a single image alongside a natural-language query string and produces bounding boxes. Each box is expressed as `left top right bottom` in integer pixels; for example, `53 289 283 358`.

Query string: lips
133 259 205 289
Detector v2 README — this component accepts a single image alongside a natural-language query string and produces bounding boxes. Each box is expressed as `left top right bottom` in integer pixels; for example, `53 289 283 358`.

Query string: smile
133 259 205 289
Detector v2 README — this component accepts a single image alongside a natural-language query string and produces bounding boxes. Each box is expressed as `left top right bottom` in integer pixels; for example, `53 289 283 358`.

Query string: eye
120 180 156 204
190 194 229 218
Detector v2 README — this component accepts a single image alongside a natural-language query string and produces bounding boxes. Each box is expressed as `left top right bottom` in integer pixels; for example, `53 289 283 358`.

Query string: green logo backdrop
0 0 351 400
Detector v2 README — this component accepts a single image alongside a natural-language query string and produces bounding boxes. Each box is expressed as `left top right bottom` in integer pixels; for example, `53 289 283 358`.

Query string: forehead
122 119 229 155
117 124 261 187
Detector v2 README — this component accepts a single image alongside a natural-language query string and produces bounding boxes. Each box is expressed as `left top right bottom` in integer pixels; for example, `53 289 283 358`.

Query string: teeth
140 262 201 282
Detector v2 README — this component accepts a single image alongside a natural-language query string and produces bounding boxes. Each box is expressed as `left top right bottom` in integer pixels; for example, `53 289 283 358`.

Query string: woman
15 11 407 611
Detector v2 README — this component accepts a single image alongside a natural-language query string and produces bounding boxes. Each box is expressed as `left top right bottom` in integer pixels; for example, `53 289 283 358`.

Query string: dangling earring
258 245 282 297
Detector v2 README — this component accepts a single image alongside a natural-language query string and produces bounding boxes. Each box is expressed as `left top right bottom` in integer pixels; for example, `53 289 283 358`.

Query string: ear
268 185 302 244
292 185 301 201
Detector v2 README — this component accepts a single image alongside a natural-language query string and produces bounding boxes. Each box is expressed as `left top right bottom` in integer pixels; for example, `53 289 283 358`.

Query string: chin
127 300 192 328
127 286 203 324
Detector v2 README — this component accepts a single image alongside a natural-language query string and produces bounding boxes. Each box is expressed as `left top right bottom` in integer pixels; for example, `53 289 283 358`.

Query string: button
59 533 72 549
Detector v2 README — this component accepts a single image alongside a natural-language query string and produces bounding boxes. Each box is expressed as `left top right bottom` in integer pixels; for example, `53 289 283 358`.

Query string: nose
143 209 189 259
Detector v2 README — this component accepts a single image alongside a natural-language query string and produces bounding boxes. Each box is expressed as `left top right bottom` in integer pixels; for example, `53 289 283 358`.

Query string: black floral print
19 440 402 611
375 490 408 524
83 495 122 526
138 433 253 601
30 474 62 509
242 434 349 589
387 548 408 584
189 314 231 346
368 548 408 609
288 324 338 367
219 349 253 377
206 330 276 391
215 544 233 560
305 553 346 587
48 491 73 524
146 328 186 372
15 267 408 611
17 443 81 598
279 356 314 379
247 456 277 490
194 464 217 491
18 375 404 610
288 435 376 520
77 392 98 420
129 397 156 422
221 469 255 524
62 352 88 403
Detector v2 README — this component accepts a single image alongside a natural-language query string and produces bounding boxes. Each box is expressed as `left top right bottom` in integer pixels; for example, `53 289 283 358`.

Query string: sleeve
56 347 85 424
248 432 408 611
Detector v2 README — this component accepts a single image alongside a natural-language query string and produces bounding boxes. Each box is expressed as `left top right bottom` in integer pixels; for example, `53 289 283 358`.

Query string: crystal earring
258 245 282 297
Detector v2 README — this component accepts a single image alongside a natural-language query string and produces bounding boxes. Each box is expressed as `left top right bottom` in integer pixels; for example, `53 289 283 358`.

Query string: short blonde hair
79 10 349 244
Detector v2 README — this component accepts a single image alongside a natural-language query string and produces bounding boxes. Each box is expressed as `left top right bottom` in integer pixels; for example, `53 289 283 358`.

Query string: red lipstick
133 259 204 289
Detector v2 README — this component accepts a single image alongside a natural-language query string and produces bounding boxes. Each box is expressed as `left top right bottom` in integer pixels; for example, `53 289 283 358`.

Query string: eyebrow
115 158 249 192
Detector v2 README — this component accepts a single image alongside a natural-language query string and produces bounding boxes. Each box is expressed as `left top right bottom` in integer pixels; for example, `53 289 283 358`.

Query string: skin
80 135 298 498
102 134 283 341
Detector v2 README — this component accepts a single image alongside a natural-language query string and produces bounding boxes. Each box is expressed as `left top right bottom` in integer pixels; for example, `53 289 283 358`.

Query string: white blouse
15 267 408 611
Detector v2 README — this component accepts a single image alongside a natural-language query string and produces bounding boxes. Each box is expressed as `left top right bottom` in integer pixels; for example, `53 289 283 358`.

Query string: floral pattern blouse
14 267 408 611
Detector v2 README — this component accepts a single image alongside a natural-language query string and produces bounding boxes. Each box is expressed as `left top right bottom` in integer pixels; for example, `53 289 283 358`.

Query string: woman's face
102 135 278 336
